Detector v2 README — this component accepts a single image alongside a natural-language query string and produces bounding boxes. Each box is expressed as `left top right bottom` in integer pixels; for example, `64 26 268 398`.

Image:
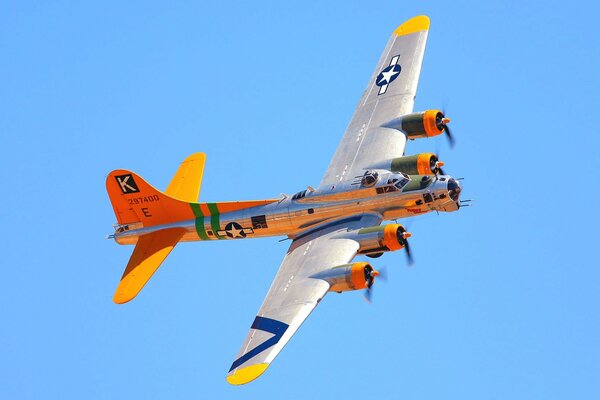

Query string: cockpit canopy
361 170 411 191
387 173 411 190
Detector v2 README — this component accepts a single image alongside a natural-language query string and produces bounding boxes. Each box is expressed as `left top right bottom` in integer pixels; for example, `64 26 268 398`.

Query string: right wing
226 214 381 385
321 16 430 187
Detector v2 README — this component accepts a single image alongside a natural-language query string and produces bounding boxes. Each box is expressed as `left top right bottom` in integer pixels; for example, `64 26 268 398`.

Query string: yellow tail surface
107 153 206 303
113 228 185 304
106 153 278 303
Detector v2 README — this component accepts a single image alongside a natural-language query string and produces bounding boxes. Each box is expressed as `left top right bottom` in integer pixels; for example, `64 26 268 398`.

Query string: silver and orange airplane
106 15 464 385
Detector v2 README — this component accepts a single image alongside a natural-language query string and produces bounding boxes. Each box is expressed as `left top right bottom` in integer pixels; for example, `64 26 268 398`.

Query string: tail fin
107 170 192 303
107 153 205 303
106 171 197 228
106 153 205 226
106 152 278 303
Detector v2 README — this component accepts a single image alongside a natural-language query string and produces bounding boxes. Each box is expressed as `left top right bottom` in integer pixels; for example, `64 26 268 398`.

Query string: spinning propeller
435 111 455 148
397 225 414 266
364 266 389 303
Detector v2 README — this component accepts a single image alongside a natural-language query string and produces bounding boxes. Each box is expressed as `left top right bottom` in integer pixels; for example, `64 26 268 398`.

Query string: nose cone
447 178 462 202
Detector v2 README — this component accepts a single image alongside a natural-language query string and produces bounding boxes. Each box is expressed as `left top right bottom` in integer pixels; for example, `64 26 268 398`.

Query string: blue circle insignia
375 64 402 87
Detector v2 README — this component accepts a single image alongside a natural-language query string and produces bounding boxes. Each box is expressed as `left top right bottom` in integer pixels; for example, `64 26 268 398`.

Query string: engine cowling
313 262 378 293
390 153 443 175
353 224 410 256
385 110 449 139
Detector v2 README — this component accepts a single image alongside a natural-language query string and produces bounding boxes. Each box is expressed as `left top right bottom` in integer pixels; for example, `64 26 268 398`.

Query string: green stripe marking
208 203 224 239
190 203 209 240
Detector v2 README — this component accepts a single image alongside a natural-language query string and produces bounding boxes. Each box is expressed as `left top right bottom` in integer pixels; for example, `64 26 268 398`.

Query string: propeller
396 226 414 266
430 153 446 176
364 267 387 303
436 111 455 148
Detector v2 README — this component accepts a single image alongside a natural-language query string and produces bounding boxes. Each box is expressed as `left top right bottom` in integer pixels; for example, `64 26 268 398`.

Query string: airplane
105 15 464 385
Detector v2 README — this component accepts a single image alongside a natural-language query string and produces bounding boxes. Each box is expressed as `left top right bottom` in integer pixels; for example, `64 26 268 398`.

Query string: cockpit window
394 175 410 190
292 190 307 200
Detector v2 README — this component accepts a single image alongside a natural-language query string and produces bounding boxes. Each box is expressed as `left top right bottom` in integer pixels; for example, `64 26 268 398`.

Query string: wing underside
321 16 430 187
226 214 381 385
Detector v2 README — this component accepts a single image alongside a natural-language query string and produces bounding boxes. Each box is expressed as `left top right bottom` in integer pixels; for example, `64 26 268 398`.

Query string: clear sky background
1 1 599 399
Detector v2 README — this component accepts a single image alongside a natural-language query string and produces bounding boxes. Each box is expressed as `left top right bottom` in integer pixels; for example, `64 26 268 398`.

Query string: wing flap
113 228 185 304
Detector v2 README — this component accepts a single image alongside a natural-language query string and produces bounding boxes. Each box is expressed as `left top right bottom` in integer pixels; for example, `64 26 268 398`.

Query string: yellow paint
393 15 430 36
165 152 206 202
226 363 269 385
113 228 185 304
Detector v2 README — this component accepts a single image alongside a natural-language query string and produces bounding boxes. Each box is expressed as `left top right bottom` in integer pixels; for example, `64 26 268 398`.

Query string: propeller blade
405 240 414 266
444 124 456 148
377 266 388 282
364 287 373 303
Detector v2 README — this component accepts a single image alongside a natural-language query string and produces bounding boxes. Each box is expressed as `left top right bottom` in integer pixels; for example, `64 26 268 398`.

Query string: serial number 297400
128 195 159 205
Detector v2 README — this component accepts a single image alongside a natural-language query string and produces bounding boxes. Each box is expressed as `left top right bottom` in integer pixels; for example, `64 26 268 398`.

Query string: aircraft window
292 190 307 200
361 170 379 187
376 185 397 194
251 215 268 229
448 178 462 201
394 176 410 190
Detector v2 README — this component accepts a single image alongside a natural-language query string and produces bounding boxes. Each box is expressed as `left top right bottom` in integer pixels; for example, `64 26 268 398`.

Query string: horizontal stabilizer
165 152 206 202
113 228 185 304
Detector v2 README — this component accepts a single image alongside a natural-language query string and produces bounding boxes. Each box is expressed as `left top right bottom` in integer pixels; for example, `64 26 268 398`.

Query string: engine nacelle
384 110 448 139
352 224 410 257
313 262 377 293
390 153 442 175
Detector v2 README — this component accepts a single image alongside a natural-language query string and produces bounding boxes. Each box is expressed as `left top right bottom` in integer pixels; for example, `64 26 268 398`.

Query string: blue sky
1 1 599 399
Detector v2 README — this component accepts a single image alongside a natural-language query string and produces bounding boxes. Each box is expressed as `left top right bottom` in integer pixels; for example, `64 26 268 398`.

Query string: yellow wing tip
393 15 430 36
226 363 269 385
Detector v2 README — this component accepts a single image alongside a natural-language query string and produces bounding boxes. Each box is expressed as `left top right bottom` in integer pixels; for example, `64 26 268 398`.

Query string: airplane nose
447 178 462 202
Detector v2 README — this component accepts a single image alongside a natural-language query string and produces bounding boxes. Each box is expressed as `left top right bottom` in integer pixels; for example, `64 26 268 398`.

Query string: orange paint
423 110 444 137
351 262 370 290
383 224 404 251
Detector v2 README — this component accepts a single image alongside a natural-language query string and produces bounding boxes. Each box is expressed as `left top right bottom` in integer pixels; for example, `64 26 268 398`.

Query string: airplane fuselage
113 172 462 245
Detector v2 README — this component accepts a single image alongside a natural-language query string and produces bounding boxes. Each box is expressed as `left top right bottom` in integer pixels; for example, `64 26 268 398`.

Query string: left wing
320 15 430 187
226 214 381 385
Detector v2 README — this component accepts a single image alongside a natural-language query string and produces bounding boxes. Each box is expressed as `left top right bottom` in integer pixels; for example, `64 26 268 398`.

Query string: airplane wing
226 214 381 385
320 15 430 187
